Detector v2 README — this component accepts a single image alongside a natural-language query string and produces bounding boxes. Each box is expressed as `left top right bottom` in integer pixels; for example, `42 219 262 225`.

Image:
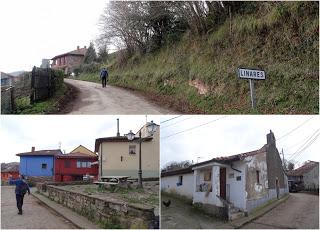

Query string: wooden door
220 168 226 199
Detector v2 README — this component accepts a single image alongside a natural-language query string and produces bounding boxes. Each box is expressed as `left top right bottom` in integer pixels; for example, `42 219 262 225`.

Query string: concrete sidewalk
229 194 290 228
31 188 99 229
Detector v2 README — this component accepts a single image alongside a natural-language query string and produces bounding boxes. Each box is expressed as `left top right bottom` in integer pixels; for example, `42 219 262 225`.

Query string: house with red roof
51 46 87 75
54 146 98 182
1 162 20 182
161 130 289 220
287 160 319 191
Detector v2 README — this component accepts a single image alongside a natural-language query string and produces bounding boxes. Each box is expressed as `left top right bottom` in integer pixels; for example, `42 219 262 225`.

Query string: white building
161 131 289 220
302 161 319 190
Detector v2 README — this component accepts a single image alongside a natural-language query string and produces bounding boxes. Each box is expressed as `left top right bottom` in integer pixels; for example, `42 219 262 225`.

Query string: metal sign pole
249 79 256 109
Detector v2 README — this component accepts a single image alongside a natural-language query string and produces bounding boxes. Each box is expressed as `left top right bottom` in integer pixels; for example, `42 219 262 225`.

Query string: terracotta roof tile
192 145 267 168
287 161 319 176
161 167 193 177
51 47 87 60
94 136 152 152
16 149 62 156
56 152 98 159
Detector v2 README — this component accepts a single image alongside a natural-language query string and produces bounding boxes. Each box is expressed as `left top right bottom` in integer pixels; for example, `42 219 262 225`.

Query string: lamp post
126 121 156 189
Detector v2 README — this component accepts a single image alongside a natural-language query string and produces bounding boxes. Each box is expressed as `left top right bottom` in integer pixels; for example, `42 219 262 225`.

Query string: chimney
31 147 35 152
77 46 80 50
117 118 120 137
267 130 276 146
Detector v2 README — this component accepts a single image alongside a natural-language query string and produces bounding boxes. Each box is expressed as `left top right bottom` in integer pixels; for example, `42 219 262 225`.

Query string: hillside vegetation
79 1 319 114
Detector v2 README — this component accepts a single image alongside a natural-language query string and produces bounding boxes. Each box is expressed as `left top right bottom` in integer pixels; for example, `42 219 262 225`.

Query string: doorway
276 177 280 199
220 167 226 199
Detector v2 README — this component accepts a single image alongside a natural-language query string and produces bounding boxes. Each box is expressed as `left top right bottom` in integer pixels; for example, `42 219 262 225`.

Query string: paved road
1 186 76 229
161 193 231 229
65 79 174 114
242 193 319 229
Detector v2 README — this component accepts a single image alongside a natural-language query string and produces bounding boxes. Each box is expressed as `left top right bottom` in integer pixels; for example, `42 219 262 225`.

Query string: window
256 170 260 184
41 163 47 169
204 171 211 181
81 161 87 168
64 160 71 168
77 161 91 168
121 156 123 162
129 145 136 154
177 175 183 186
229 173 234 179
236 176 241 181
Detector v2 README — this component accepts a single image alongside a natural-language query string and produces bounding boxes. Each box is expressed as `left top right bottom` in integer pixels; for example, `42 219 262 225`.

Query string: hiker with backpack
8 174 30 215
100 67 109 88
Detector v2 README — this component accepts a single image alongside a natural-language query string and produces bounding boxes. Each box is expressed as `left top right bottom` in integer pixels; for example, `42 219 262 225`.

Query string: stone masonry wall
1 86 14 114
42 185 155 228
266 131 286 189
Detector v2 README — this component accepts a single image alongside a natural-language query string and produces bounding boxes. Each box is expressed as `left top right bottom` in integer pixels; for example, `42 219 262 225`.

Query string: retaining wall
37 184 156 228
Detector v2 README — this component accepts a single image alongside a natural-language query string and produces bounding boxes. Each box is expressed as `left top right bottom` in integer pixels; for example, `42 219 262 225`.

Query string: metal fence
30 67 63 103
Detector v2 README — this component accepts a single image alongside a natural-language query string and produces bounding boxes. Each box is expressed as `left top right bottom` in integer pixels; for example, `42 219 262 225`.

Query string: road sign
237 67 266 109
238 68 266 80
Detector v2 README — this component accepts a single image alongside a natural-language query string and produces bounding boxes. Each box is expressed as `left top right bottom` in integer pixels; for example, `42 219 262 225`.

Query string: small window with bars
129 145 136 154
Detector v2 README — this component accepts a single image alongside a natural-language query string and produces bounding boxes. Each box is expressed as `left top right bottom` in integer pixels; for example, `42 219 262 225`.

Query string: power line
277 116 314 142
160 115 183 124
162 116 194 129
288 129 319 161
283 129 319 153
294 135 319 162
161 116 227 140
288 130 319 160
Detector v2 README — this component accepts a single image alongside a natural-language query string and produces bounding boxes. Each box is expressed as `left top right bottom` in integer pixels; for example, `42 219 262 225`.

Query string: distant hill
9 71 27 77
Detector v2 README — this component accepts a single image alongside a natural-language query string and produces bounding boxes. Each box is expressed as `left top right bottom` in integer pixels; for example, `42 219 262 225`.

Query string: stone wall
266 131 286 189
39 185 156 228
1 86 14 114
13 74 31 99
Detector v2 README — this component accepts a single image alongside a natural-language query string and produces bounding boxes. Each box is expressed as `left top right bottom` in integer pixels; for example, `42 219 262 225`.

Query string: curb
231 194 290 229
31 190 99 229
31 192 82 229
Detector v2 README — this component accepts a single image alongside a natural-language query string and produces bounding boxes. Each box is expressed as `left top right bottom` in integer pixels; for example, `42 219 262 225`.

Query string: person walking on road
8 174 30 215
100 67 109 88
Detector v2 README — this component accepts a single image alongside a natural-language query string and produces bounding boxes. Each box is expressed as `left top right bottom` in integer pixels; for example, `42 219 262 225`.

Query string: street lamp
126 121 157 189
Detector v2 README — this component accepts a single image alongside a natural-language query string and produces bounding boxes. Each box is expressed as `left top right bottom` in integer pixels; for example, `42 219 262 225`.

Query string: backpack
19 182 29 195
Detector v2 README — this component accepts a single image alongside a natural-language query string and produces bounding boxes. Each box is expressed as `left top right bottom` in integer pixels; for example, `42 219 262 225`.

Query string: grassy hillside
80 2 319 114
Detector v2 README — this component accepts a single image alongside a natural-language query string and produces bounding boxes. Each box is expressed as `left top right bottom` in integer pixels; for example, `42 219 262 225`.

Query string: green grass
77 2 318 114
15 84 67 114
75 72 101 83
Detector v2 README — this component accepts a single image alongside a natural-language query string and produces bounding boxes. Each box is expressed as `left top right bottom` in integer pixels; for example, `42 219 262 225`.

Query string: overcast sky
0 0 107 73
0 115 160 163
160 115 319 169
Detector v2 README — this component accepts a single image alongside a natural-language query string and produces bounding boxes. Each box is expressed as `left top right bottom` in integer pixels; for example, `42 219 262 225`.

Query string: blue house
17 147 62 177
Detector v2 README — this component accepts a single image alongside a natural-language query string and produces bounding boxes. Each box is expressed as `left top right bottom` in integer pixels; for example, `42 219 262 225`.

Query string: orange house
1 163 19 182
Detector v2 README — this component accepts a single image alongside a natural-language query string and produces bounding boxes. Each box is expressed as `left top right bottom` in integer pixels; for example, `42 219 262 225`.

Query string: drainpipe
100 143 103 179
230 163 241 173
117 118 120 137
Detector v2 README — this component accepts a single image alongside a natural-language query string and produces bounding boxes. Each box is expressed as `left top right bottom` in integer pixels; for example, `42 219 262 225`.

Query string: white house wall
193 165 223 207
226 161 247 210
161 173 194 199
303 164 319 190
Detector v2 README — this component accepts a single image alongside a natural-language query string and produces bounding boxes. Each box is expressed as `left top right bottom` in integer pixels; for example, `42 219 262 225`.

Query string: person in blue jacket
8 174 30 215
100 67 109 88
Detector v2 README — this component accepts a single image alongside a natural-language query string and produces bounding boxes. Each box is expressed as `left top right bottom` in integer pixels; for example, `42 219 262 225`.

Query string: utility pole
281 148 286 170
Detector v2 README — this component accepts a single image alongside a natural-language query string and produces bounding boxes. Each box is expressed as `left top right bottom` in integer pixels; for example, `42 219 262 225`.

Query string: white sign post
237 68 266 109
